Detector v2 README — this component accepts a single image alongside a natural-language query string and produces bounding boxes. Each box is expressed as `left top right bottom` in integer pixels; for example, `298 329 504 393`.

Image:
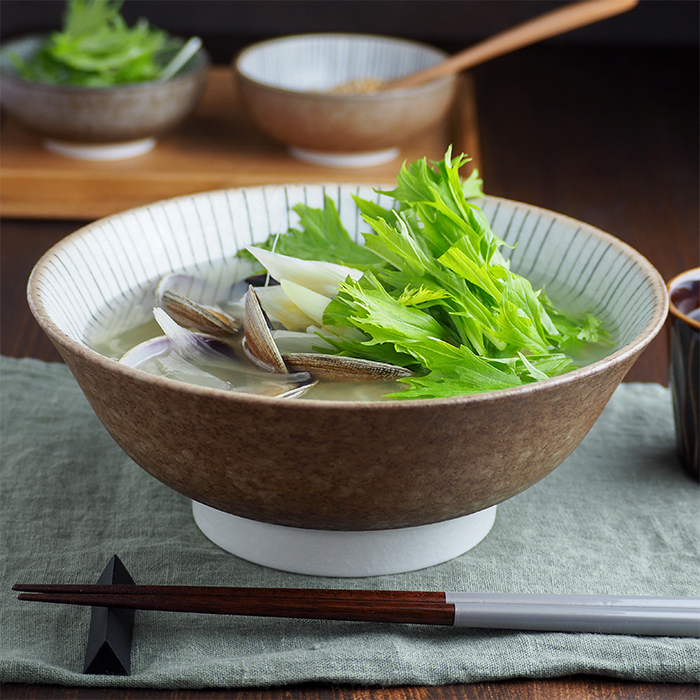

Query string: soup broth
87 254 615 402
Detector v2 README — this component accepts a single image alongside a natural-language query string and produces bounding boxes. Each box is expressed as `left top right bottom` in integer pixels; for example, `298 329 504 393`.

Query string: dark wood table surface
1 44 698 700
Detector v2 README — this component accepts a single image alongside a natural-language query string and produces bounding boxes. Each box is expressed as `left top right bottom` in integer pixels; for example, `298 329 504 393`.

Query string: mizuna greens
244 148 609 400
11 0 200 86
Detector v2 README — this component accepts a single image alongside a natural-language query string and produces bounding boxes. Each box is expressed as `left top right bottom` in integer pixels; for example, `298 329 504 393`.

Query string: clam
160 290 240 337
244 286 411 383
120 318 237 392
148 273 411 395
122 306 316 398
243 286 288 373
282 353 412 382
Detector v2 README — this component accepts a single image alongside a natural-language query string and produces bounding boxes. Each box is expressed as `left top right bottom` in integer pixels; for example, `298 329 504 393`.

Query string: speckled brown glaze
48 331 639 531
235 72 456 154
27 187 669 533
0 34 209 143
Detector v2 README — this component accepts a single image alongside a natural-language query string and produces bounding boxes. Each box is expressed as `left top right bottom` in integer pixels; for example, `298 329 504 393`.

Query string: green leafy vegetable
246 148 611 399
240 195 382 269
10 0 199 86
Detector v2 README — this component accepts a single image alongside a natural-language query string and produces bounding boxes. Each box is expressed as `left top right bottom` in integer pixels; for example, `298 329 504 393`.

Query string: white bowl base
288 146 400 169
192 501 497 577
44 137 156 161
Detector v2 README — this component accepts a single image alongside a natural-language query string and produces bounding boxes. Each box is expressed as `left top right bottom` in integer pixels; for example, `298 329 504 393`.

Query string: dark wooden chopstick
13 584 455 625
13 588 454 625
12 584 444 604
13 584 700 636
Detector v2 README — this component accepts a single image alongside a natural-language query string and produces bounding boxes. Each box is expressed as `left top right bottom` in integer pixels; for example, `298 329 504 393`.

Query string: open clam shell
161 290 240 337
121 307 316 398
282 353 412 381
244 286 288 373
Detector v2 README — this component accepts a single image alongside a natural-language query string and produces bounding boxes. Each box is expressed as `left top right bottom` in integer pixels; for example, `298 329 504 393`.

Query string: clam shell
244 286 288 373
282 353 412 381
161 290 239 337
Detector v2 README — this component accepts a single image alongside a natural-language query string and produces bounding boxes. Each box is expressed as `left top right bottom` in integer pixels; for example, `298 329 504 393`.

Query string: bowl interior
235 34 448 92
29 185 665 385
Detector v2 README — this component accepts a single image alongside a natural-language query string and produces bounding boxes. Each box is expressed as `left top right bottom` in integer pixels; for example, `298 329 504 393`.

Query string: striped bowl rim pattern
235 33 448 93
28 185 668 404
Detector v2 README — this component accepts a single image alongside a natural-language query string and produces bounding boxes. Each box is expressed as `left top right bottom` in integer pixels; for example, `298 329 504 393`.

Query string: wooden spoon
382 0 639 91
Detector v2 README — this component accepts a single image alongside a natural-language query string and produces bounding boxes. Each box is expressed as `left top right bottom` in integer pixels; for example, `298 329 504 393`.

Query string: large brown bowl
27 185 667 531
0 34 209 145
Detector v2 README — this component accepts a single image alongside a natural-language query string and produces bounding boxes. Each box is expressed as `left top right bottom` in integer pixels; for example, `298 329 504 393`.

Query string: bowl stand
287 146 400 169
44 137 156 161
192 501 497 577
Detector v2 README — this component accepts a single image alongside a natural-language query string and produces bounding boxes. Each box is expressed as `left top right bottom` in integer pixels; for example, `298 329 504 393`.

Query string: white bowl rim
0 32 210 92
233 32 455 99
27 188 669 412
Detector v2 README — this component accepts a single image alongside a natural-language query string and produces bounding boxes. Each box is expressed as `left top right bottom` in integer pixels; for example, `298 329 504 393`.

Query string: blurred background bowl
26 184 667 575
233 33 457 168
0 33 209 160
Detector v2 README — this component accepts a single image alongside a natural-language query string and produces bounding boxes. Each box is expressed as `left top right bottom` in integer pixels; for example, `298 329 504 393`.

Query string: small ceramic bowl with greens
0 0 209 160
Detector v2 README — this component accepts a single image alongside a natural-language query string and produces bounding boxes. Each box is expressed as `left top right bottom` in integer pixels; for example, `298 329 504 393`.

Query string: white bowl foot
44 137 156 161
192 501 497 577
288 146 400 168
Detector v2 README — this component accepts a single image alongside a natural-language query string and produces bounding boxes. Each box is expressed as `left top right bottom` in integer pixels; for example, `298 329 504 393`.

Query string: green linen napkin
1 356 698 689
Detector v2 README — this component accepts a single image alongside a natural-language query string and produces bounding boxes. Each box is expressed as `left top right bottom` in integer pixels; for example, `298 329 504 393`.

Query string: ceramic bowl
27 185 667 576
233 33 457 168
0 34 209 160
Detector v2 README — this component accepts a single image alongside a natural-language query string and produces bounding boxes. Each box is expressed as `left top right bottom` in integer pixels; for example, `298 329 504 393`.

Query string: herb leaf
243 148 610 399
240 195 382 269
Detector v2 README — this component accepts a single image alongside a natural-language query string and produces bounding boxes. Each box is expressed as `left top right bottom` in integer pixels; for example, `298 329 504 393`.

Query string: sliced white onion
279 279 331 326
253 285 316 332
247 246 362 296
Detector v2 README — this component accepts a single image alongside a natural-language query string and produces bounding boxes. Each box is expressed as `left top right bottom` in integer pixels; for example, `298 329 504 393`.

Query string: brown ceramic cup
668 268 700 481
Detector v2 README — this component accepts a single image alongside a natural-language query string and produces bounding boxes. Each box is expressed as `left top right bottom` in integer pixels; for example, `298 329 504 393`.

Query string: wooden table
1 43 698 699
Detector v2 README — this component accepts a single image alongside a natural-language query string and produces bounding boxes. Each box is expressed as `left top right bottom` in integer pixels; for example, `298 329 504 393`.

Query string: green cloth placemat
1 356 698 688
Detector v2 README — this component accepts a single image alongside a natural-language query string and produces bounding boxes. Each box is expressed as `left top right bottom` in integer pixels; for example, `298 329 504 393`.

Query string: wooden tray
0 67 481 220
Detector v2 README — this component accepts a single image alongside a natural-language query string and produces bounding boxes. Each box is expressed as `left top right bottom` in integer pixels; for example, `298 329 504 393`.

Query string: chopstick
13 584 700 637
12 584 443 601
